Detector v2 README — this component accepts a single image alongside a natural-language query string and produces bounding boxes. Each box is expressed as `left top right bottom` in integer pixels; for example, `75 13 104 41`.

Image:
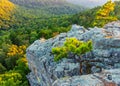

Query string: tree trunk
80 62 82 75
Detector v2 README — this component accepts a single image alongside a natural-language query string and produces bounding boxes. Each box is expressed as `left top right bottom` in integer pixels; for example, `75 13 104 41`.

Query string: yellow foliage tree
0 0 15 29
93 0 117 27
7 45 26 57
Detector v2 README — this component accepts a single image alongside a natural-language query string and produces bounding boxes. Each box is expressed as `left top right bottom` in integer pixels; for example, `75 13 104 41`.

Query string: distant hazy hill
10 0 68 7
10 0 85 15
66 0 108 8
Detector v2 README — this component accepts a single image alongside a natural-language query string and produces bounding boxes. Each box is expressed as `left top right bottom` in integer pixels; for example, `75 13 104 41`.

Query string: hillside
10 0 85 15
0 0 15 29
10 0 71 7
71 1 120 28
0 0 85 29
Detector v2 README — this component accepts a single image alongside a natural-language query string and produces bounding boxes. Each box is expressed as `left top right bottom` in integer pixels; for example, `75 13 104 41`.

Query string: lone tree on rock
52 38 101 75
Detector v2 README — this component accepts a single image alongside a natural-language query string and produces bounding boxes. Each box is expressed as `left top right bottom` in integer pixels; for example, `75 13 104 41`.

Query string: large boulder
26 22 120 86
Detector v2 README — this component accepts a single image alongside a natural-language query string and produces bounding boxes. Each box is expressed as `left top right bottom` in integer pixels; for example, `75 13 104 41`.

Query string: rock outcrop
26 21 120 86
53 69 120 86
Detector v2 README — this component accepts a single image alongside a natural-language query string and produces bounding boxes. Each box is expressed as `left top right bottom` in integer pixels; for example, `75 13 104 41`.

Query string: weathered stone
26 21 120 86
52 69 120 86
104 21 120 38
91 66 101 73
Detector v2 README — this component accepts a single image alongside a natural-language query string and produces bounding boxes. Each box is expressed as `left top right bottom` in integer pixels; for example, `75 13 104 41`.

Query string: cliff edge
26 21 120 86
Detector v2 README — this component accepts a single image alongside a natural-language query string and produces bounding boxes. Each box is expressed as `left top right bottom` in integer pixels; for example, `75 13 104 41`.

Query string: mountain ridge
10 0 68 7
10 0 85 15
0 0 86 29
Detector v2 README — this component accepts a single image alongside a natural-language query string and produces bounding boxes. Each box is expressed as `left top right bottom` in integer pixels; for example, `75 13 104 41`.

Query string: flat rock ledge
26 21 120 86
53 69 120 86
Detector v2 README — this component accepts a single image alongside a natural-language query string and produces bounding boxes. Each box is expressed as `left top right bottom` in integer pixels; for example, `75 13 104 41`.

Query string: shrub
52 38 102 74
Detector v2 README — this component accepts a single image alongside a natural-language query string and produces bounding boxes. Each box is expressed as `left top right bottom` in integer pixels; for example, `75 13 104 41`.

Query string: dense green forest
0 0 120 86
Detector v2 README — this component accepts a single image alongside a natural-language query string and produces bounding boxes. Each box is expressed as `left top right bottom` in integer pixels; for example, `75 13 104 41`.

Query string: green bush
52 38 102 74
0 72 22 86
52 38 92 62
0 63 6 73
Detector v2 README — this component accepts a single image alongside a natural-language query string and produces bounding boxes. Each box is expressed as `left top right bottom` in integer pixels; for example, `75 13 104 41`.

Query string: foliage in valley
10 0 84 15
0 0 15 29
0 43 30 86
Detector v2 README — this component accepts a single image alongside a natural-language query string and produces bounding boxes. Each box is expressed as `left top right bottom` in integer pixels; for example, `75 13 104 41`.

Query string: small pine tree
52 38 101 74
93 0 117 27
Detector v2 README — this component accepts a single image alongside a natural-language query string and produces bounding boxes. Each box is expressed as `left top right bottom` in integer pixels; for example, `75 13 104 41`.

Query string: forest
0 0 120 86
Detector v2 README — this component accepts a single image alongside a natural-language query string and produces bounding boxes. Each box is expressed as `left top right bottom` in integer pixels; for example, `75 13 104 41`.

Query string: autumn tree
0 0 15 29
7 45 26 57
52 38 102 74
5 44 26 70
93 0 117 27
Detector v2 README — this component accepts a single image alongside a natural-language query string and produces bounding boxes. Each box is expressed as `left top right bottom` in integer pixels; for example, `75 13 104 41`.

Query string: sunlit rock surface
104 21 120 38
26 21 120 86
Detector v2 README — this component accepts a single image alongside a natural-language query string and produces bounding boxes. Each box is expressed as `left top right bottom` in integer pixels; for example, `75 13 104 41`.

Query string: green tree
29 31 38 43
38 29 52 39
0 63 6 73
52 38 102 74
9 31 22 46
52 38 92 61
0 72 22 86
13 58 30 86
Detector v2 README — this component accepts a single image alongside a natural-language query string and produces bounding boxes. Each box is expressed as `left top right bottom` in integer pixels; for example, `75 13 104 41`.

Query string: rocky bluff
26 21 120 86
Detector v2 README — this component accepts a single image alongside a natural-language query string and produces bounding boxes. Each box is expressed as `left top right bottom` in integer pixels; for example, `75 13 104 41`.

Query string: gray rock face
26 22 120 86
53 69 120 86
104 21 120 38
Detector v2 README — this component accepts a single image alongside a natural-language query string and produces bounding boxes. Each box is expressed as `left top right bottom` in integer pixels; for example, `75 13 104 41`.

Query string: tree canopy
52 38 95 74
93 0 117 27
52 38 92 62
0 0 15 29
